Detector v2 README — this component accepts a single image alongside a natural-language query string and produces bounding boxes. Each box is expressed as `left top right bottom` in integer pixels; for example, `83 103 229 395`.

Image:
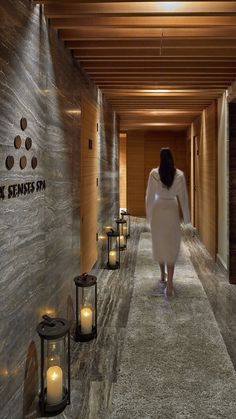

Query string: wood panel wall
229 102 236 283
186 134 191 198
126 131 145 216
192 101 218 258
80 96 98 272
119 133 127 209
127 130 188 216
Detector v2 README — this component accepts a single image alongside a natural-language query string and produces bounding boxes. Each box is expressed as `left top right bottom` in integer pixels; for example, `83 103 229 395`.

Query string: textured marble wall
98 91 119 265
229 102 236 284
0 1 118 417
217 93 228 270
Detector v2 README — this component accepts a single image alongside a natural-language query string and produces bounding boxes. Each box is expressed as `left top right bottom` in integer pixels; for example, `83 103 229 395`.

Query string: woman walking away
145 148 190 298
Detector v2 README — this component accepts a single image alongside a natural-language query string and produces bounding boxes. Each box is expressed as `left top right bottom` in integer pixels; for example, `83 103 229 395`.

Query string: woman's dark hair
159 148 176 189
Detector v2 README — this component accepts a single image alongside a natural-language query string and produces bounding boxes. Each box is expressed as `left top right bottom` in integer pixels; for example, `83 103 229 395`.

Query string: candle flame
52 372 58 380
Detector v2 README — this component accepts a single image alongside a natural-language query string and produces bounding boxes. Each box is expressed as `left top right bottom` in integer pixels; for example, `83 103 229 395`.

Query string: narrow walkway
38 219 236 419
111 230 236 418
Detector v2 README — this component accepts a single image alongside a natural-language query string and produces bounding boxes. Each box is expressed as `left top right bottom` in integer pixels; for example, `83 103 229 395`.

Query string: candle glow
81 306 93 334
47 366 63 405
109 249 117 266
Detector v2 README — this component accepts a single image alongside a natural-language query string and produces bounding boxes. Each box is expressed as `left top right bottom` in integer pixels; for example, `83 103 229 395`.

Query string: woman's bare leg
159 263 166 282
166 264 175 296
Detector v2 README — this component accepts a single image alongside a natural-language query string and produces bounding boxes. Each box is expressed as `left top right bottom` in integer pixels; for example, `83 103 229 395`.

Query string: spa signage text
0 179 46 201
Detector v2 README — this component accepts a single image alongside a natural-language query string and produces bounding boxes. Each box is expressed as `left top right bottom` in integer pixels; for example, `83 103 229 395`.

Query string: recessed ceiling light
142 89 171 93
160 2 179 12
66 109 81 115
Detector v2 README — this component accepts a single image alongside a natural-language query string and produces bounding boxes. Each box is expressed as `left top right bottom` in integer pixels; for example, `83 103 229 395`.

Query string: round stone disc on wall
14 135 22 149
20 156 27 170
25 137 32 150
6 155 14 170
31 156 37 169
20 118 27 131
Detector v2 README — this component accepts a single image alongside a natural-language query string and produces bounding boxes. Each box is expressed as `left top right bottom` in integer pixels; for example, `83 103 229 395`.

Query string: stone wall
0 1 119 416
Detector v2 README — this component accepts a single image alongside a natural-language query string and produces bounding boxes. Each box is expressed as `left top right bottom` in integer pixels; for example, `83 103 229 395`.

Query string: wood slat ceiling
34 1 236 130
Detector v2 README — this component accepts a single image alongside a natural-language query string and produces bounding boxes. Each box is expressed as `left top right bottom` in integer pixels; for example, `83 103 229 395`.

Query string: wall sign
0 180 46 201
1 118 46 201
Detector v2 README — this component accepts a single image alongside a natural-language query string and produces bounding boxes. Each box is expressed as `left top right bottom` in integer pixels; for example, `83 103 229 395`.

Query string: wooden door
119 133 127 210
193 135 200 229
80 96 98 273
186 137 191 202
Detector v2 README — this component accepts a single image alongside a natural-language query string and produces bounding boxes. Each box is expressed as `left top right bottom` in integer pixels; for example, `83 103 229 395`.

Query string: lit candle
81 306 93 334
117 235 125 247
47 366 63 405
109 249 117 266
120 235 125 247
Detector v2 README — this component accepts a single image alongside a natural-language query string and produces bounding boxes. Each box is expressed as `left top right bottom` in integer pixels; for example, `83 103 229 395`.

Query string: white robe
145 168 190 264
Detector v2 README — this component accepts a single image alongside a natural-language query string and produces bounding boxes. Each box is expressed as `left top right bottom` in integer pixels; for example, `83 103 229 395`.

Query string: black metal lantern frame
115 218 127 250
107 228 120 269
37 315 71 416
74 273 97 342
120 210 131 238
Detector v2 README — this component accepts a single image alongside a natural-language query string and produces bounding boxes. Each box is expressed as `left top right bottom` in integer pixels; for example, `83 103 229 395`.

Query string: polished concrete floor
35 218 236 419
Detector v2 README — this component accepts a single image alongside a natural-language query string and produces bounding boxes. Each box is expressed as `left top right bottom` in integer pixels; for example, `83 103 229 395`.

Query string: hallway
1 1 236 417
29 219 236 419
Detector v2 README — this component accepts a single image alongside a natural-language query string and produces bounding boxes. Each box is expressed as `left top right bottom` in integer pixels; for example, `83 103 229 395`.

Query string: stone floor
183 227 236 370
27 218 236 419
111 230 236 418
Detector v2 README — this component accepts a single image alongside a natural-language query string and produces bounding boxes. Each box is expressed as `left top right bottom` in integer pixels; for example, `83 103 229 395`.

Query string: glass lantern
107 228 120 269
36 315 71 416
115 218 127 250
74 273 97 342
120 210 131 238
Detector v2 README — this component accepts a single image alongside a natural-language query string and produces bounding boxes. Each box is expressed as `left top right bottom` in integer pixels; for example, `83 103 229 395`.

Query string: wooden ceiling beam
43 2 236 18
89 67 236 74
66 39 236 49
116 109 209 113
120 116 198 122
107 102 219 105
88 76 235 82
115 106 207 108
77 57 236 62
97 81 228 86
101 84 226 88
60 27 236 40
35 1 236 125
90 72 235 76
35 0 234 4
119 109 200 114
121 123 190 127
114 101 208 104
115 108 207 112
104 99 224 103
51 16 236 28
73 49 236 57
101 83 223 89
80 61 236 68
